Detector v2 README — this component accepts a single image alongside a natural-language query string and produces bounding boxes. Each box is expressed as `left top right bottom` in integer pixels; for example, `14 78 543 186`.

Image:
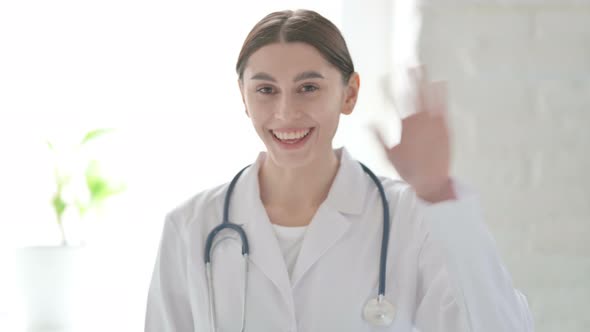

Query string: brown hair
236 9 355 85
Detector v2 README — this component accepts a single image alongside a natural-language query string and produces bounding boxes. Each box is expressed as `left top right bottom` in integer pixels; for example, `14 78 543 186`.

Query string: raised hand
374 66 456 203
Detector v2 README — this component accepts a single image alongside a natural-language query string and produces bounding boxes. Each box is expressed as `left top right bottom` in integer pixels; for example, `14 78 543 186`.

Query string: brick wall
416 2 590 331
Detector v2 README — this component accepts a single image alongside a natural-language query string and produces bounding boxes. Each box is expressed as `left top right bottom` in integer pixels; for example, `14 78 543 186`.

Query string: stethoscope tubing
358 162 390 297
204 161 391 330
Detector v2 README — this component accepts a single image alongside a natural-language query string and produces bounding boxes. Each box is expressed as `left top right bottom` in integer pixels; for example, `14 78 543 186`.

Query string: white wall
0 1 348 330
415 1 590 331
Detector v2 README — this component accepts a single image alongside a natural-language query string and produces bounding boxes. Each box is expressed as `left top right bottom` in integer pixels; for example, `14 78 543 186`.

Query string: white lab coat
145 148 534 332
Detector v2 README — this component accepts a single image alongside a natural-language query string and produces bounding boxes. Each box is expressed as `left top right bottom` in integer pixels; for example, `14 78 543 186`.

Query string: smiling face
239 42 359 169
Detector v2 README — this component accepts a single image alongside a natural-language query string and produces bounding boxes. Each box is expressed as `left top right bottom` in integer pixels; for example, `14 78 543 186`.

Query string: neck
259 150 340 212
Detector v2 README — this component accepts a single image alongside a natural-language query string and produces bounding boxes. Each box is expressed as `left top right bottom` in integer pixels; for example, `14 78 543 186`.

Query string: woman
145 9 534 332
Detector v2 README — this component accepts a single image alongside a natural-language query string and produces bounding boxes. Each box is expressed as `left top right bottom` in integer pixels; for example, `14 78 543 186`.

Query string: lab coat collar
324 147 367 215
232 147 367 221
227 147 370 312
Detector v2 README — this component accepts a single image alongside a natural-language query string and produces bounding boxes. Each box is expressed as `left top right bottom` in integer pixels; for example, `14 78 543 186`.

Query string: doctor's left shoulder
388 177 536 331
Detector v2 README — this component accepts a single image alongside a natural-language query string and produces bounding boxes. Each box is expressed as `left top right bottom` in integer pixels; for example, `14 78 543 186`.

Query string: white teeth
272 128 311 141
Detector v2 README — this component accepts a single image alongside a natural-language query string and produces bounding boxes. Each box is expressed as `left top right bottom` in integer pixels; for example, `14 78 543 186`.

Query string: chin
266 147 317 170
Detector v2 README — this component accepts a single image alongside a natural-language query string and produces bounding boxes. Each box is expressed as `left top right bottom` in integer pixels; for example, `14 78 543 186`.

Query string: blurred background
0 0 588 331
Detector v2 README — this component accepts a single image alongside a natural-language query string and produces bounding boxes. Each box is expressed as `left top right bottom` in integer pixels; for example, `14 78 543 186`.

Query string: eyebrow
249 71 325 82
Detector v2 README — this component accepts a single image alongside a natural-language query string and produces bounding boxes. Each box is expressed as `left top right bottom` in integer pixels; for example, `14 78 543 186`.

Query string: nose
274 94 301 121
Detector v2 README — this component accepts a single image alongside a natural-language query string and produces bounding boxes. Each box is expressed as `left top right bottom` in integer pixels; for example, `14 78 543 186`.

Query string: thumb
370 124 390 156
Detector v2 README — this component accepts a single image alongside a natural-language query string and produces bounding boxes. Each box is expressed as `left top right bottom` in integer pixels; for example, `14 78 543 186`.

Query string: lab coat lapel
226 148 370 311
290 205 351 288
229 154 295 313
291 148 368 288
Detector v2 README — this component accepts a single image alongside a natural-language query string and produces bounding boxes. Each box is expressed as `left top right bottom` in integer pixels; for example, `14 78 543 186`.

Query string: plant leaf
81 128 114 145
85 160 125 205
52 193 67 220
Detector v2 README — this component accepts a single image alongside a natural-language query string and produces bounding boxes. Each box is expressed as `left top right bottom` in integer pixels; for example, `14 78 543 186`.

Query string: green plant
47 128 125 245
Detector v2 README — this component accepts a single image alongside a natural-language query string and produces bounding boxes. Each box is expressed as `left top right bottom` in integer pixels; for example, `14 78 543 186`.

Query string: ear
238 79 250 117
341 72 360 115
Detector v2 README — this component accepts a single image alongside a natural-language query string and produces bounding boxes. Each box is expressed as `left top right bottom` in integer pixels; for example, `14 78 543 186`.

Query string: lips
269 127 315 147
271 128 312 141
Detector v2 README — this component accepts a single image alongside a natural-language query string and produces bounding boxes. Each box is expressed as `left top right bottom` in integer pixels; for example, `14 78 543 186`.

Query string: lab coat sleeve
412 180 534 332
145 214 194 332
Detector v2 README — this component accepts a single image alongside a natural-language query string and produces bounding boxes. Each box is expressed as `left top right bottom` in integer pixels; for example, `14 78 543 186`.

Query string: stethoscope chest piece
363 295 395 327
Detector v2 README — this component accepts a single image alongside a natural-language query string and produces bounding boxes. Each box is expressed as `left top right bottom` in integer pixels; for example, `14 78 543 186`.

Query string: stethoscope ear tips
363 296 396 327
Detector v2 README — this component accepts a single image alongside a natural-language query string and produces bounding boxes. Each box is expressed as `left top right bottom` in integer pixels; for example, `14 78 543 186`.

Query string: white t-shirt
271 223 308 282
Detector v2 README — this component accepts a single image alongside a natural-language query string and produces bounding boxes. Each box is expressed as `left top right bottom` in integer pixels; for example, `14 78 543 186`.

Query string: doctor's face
239 42 359 169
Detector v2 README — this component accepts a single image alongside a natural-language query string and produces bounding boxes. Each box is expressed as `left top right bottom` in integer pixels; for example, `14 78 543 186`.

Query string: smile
270 128 313 143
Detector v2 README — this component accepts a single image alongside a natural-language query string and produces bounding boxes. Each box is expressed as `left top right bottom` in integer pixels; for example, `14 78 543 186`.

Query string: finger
408 64 429 82
429 80 448 117
408 65 430 115
380 72 406 121
370 124 391 155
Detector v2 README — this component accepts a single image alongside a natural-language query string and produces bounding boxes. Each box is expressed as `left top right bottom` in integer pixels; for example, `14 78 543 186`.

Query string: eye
300 84 319 93
256 86 275 95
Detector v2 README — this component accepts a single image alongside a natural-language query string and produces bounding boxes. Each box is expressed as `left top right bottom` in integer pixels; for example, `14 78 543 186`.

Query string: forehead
244 42 339 80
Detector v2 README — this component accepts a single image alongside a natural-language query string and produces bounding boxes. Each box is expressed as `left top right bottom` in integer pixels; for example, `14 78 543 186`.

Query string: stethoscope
204 162 395 331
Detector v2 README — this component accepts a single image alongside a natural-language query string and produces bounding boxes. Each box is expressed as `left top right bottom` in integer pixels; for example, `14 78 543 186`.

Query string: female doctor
145 9 534 332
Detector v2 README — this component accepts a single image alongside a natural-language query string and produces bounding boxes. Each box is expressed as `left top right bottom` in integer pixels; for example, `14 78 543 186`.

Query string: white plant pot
15 246 85 331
